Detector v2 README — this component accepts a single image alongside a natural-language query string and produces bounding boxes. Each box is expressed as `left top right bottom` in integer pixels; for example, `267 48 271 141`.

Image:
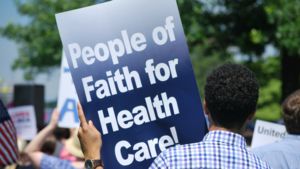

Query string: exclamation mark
170 126 179 144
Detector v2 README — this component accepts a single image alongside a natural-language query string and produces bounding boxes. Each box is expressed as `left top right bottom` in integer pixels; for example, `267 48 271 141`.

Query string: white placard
57 53 79 128
251 120 287 148
8 105 37 140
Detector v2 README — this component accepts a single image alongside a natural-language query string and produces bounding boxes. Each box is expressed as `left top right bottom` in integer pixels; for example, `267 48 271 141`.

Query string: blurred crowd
1 108 85 169
0 63 300 169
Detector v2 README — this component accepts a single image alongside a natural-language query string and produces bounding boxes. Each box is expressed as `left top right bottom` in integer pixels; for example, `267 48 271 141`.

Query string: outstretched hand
77 103 102 160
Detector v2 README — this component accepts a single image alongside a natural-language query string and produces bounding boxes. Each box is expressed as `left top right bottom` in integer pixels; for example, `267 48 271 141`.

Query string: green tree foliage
266 0 300 55
264 0 300 99
190 0 300 121
1 0 96 80
178 0 286 121
245 57 281 121
177 0 232 97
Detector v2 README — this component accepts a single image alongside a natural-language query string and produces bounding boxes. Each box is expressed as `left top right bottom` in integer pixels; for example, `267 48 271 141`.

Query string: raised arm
24 108 59 168
77 103 104 169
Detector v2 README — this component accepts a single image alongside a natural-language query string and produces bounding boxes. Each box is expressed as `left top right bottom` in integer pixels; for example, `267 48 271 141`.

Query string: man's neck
209 125 242 134
209 125 228 131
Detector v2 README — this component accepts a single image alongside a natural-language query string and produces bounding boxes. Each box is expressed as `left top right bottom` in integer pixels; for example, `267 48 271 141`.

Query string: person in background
253 89 300 169
40 135 57 155
77 64 271 169
52 127 83 162
53 127 71 158
61 129 85 163
24 108 85 169
149 63 271 168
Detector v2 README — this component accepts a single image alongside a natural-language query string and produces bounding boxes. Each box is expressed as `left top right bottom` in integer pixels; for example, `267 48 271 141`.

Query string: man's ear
203 99 214 128
247 112 255 122
203 99 209 116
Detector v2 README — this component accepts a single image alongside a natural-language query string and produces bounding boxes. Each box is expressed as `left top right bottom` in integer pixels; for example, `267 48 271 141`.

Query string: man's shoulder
252 140 289 156
149 141 206 169
152 141 207 165
150 140 271 169
157 140 225 164
162 141 204 157
252 138 300 168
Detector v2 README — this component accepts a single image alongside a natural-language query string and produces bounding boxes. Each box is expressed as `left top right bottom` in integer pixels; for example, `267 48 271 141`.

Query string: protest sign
57 52 80 128
56 0 207 168
251 120 287 148
8 105 37 140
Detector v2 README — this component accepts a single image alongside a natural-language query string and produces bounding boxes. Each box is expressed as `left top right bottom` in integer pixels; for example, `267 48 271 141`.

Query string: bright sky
0 1 60 102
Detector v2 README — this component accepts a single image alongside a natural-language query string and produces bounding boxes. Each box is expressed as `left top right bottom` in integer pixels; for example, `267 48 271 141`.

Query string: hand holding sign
56 0 208 168
77 103 102 161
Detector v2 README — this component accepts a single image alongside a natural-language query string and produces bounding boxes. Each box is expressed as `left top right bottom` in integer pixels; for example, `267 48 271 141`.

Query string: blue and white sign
57 53 79 128
56 0 207 168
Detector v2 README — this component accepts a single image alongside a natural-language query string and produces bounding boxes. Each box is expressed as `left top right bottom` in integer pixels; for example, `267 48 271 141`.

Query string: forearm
24 125 55 153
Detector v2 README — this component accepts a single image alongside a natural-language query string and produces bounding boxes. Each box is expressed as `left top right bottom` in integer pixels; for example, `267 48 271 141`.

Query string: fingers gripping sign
78 103 88 128
77 103 102 161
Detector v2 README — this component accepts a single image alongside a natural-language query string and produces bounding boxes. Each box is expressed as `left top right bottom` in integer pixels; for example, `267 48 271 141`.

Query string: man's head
204 63 259 130
282 89 300 134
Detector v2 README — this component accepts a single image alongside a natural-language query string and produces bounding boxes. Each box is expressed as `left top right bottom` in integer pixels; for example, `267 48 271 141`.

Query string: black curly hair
205 63 259 130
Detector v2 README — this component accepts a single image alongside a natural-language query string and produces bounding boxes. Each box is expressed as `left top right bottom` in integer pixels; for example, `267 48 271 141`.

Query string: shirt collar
203 130 247 148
